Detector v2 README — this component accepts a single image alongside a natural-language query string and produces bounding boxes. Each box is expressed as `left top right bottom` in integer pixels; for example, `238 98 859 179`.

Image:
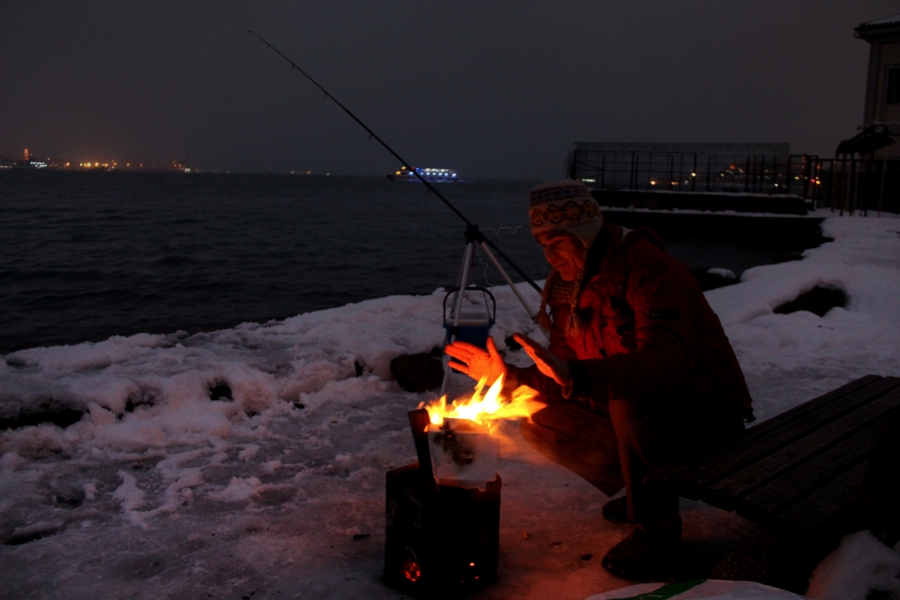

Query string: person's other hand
445 336 507 384
514 333 570 386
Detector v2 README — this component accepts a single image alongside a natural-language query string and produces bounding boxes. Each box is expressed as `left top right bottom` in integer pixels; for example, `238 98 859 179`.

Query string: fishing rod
248 30 542 301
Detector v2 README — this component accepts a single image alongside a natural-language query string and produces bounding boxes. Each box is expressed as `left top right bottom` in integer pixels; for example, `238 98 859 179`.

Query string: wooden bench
649 374 900 537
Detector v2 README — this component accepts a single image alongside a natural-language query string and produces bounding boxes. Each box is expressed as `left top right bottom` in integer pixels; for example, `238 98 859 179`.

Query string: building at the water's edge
569 14 900 215
857 15 900 159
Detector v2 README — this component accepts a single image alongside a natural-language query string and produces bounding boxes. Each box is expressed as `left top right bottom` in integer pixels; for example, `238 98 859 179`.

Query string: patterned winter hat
528 180 603 248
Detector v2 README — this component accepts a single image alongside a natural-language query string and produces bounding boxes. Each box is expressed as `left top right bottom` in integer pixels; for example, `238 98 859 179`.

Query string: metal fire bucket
383 410 501 598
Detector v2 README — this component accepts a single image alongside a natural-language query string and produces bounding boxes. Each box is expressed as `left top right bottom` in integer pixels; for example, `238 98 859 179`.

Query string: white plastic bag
586 579 808 600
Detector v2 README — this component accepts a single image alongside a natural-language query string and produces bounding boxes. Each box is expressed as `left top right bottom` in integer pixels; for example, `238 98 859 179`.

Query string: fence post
862 155 871 216
839 156 848 215
744 155 750 192
600 154 606 189
786 156 792 196
630 151 636 190
815 159 826 207
692 153 698 192
772 155 778 194
667 154 674 191
831 157 841 214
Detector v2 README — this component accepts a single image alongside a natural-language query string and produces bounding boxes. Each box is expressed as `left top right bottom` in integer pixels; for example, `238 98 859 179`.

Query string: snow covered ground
1 210 899 599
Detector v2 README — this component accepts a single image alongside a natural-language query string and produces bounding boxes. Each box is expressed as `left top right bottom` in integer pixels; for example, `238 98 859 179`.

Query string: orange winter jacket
511 222 754 422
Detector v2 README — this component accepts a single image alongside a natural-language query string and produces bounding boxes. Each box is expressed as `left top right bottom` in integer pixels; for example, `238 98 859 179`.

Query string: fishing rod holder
464 223 485 244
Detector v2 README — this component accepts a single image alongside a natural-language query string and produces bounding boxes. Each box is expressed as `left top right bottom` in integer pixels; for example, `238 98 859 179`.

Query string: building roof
857 14 900 39
860 14 900 28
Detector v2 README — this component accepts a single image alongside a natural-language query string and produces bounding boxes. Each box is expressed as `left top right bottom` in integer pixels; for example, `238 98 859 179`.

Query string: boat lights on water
388 166 459 182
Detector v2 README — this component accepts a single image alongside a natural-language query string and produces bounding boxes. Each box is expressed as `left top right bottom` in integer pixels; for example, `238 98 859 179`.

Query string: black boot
601 496 630 524
601 516 682 580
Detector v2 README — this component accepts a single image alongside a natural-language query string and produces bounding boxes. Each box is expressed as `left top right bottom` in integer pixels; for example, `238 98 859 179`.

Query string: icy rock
773 285 846 317
390 353 443 392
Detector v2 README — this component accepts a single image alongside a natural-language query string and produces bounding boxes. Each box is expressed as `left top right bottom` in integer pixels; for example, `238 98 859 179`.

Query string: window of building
887 66 900 104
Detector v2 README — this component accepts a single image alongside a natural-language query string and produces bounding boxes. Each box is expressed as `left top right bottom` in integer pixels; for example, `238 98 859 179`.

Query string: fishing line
248 30 541 295
480 226 524 236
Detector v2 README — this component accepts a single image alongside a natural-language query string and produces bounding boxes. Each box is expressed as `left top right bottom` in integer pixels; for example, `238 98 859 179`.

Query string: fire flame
422 374 544 427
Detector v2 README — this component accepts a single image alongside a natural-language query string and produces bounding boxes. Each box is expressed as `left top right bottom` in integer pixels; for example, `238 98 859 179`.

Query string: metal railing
568 146 900 214
568 149 816 197
804 155 900 215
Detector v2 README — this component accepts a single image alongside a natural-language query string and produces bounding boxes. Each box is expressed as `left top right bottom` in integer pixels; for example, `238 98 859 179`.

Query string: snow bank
1 211 899 599
806 531 900 600
706 210 900 420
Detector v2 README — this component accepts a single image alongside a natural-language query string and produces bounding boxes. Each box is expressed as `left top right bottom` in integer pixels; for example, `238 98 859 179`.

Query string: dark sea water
0 171 818 353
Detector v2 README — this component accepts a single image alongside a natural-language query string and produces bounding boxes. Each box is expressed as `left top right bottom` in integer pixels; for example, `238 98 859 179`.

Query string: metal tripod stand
439 224 540 398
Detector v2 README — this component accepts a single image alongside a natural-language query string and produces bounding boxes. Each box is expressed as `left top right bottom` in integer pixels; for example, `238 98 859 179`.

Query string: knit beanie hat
528 180 604 249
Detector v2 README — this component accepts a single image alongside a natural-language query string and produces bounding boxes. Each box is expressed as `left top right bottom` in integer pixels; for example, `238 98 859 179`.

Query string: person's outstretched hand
514 333 570 386
445 336 507 385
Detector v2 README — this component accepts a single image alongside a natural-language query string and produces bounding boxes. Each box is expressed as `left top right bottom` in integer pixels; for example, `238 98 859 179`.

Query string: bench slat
713 404 894 517
647 375 883 486
773 461 870 532
739 375 883 441
705 386 900 500
663 376 900 490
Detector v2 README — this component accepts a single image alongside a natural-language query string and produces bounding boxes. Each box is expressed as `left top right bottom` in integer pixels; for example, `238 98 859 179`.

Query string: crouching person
445 180 753 580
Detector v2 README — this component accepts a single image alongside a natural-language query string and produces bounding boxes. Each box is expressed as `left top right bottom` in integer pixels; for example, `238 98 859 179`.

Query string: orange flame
422 374 544 427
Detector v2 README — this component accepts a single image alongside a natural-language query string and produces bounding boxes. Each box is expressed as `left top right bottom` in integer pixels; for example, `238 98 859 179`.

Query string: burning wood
420 375 543 490
421 374 544 427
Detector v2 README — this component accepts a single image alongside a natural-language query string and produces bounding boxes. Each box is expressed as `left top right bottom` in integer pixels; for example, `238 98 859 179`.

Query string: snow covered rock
806 530 900 600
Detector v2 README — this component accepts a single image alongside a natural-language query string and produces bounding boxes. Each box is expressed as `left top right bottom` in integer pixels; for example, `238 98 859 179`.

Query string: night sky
1 1 897 180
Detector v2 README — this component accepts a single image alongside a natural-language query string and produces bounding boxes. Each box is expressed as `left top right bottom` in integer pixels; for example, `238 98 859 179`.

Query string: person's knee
608 398 636 426
608 399 642 444
607 398 668 462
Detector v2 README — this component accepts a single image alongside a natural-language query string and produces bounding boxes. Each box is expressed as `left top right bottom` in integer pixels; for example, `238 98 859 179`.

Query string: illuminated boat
387 166 458 182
